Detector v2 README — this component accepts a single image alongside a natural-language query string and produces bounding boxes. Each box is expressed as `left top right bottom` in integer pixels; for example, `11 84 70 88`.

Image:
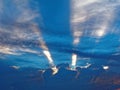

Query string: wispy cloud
0 0 58 72
13 0 40 23
0 45 41 55
70 0 120 43
0 0 42 56
70 0 120 69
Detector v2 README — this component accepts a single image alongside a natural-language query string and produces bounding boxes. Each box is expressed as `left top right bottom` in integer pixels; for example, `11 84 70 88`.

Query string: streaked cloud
70 0 120 70
71 0 120 38
13 0 40 23
0 45 41 55
0 0 58 71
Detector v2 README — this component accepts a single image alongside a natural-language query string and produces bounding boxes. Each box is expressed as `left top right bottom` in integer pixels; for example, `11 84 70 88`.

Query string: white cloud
71 0 120 39
0 45 20 55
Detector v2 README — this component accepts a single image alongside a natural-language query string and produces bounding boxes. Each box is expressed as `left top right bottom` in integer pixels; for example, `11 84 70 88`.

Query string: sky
0 0 120 70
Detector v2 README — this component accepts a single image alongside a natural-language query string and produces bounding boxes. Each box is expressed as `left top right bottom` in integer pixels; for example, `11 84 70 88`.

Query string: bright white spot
96 30 105 37
103 66 109 70
95 26 106 37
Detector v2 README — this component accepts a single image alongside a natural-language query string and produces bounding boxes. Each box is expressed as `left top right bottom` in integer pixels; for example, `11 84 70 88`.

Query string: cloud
71 0 120 39
0 45 41 55
0 0 47 52
0 0 52 64
12 0 40 23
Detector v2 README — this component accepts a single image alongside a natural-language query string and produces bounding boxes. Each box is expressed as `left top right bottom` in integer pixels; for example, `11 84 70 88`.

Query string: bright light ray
70 53 77 70
1 0 57 73
31 24 58 75
70 0 117 70
70 0 85 70
43 50 58 75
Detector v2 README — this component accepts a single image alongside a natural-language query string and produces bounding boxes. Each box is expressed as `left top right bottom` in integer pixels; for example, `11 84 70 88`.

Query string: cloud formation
71 0 120 38
0 0 42 55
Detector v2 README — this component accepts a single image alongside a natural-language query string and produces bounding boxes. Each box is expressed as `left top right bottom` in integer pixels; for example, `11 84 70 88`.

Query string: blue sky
0 0 120 69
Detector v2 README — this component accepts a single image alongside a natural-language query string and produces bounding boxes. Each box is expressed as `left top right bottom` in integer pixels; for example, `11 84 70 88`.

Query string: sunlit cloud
70 0 120 69
0 18 57 74
71 0 119 38
0 0 120 71
0 0 58 73
30 24 58 74
0 45 41 55
0 45 20 55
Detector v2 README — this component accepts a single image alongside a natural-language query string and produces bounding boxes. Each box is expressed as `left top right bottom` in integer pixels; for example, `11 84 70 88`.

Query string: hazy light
93 26 107 38
95 29 105 37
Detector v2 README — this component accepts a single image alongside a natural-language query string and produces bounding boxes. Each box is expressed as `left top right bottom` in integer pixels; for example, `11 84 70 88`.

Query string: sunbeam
31 23 58 75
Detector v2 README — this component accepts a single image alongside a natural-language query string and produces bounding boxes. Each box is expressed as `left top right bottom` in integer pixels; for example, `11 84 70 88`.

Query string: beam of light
31 24 58 75
70 0 118 70
43 50 58 75
70 53 77 70
0 16 58 74
43 50 54 66
70 0 85 70
0 0 58 74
